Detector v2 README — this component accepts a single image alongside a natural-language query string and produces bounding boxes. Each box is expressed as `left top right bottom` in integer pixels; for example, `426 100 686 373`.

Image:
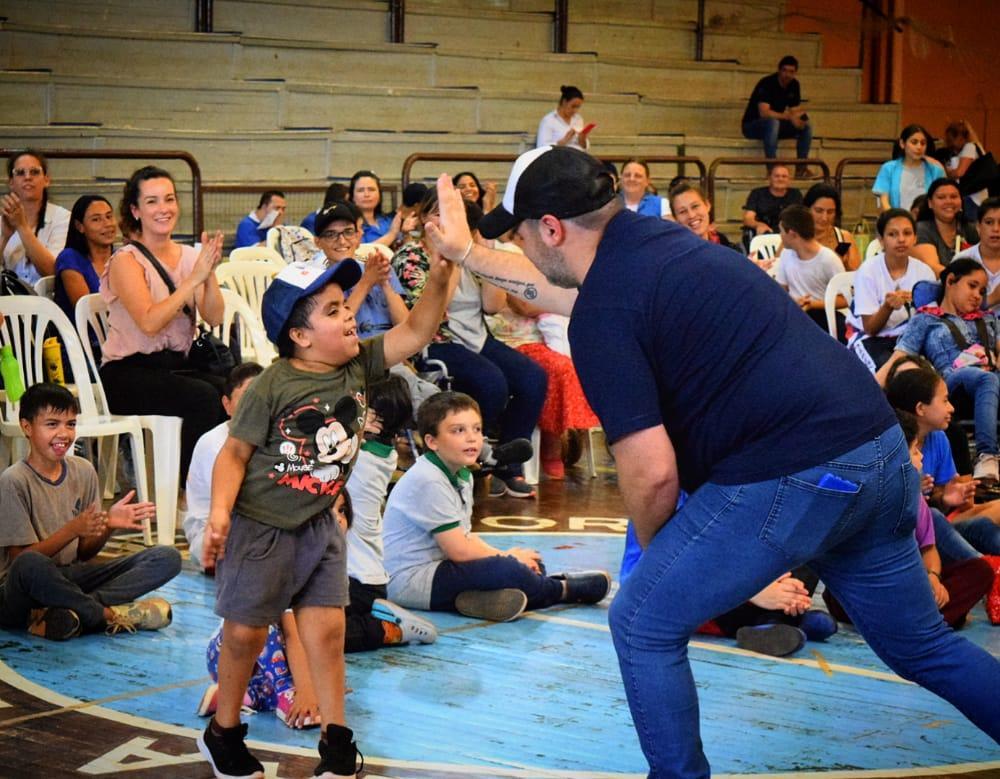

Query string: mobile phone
580 122 597 135
834 241 851 257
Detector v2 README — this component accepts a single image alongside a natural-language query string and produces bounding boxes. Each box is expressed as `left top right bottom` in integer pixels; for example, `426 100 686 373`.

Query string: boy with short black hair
382 391 611 622
0 383 181 640
198 255 454 779
776 204 845 330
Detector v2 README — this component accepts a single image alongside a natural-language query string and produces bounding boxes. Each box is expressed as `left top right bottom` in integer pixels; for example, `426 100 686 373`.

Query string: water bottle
42 337 65 385
853 220 870 262
0 345 26 403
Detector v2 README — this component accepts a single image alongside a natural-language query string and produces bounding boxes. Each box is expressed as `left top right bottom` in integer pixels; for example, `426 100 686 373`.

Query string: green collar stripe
360 439 394 458
424 451 472 486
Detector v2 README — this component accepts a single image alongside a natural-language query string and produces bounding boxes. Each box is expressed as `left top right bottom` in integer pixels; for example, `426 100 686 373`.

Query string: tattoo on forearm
475 271 539 301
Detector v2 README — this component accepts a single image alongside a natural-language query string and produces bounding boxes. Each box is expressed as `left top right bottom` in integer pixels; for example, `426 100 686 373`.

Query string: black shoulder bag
131 241 238 377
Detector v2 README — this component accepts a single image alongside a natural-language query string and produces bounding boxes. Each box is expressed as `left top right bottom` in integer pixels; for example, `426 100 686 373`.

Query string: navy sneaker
315 724 363 778
554 571 612 604
197 720 264 779
736 624 806 657
455 588 528 622
799 609 838 642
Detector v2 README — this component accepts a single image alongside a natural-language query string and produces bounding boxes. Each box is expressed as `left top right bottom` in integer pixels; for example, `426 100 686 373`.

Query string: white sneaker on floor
973 453 999 482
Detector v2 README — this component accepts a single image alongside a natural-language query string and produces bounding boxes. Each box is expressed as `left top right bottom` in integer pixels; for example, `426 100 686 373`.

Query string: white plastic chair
524 426 601 484
74 293 182 546
215 260 282 319
33 275 55 298
212 289 276 368
0 295 156 544
824 271 856 339
865 238 883 261
228 245 285 264
748 233 783 279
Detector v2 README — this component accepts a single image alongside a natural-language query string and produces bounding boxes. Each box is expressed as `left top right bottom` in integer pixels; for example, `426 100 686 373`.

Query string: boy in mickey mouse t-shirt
197 256 453 779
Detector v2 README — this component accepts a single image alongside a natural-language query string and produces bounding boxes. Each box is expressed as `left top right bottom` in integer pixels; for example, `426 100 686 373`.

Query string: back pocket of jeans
758 475 862 558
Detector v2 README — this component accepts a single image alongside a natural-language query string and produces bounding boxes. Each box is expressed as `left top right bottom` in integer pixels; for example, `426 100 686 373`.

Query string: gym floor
0 446 997 778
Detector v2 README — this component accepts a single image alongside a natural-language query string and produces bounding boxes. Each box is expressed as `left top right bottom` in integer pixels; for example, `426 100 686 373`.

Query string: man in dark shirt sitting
742 164 803 247
742 55 813 166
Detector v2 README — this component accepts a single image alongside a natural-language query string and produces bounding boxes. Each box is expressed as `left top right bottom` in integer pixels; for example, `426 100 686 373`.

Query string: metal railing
834 157 885 195
706 157 831 220
402 152 707 192
0 149 204 236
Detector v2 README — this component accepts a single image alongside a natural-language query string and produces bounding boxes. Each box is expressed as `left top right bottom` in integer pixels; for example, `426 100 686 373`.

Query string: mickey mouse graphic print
228 336 386 530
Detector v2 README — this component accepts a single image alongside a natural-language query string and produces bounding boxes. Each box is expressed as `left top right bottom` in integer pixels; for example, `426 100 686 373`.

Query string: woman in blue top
619 160 670 220
349 169 402 247
883 258 1000 482
873 124 946 211
54 195 116 319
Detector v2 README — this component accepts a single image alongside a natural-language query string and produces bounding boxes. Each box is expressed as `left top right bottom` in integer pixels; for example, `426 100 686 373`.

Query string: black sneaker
554 571 612 604
197 720 264 779
315 724 363 779
455 588 528 622
736 623 806 657
27 607 82 641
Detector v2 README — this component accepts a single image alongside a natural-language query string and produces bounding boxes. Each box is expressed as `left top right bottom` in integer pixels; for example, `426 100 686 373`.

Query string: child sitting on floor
344 374 438 650
184 362 264 573
824 410 993 629
198 255 454 779
0 383 179 640
382 391 611 622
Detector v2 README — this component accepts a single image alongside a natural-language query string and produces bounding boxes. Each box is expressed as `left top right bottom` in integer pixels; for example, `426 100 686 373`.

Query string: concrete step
569 19 695 60
1 0 197 33
596 57 861 103
703 28 822 68
212 0 388 43
406 4 553 51
640 98 899 142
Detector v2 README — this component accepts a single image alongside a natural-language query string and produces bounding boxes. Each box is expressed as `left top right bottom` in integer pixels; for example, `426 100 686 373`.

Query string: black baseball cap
315 201 361 236
478 146 616 239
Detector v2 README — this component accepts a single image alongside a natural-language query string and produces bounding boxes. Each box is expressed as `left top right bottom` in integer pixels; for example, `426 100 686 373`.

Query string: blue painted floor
1 533 997 775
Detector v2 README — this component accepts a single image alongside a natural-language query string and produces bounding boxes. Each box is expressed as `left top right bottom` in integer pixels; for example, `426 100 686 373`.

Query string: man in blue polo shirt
424 146 1000 777
233 190 287 248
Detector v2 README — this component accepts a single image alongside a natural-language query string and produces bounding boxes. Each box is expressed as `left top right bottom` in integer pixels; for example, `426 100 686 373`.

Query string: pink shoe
275 689 319 729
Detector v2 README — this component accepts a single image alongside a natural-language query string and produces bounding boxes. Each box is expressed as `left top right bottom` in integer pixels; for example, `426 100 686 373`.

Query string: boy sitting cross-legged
382 391 611 622
0 383 180 640
198 254 455 779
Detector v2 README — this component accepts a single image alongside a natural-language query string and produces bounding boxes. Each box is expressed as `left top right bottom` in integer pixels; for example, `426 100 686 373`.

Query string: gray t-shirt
383 453 474 609
0 457 99 581
230 338 386 530
900 165 925 213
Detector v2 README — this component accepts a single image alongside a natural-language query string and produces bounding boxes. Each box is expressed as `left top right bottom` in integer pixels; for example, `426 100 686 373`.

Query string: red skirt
517 342 599 435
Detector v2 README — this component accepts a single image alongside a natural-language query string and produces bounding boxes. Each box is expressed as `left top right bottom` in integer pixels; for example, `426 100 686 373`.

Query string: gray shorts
214 510 349 626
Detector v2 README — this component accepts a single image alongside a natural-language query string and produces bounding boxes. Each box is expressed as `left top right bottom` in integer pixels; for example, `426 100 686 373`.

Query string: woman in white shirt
847 208 936 372
1 149 70 285
536 86 592 150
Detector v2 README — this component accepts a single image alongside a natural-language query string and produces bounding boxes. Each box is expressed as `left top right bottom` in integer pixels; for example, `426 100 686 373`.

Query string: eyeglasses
12 167 43 178
319 227 358 242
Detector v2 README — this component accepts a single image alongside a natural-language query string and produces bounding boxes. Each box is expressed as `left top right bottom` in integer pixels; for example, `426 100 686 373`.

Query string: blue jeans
430 556 563 611
945 367 999 455
931 507 981 563
742 117 812 159
427 335 547 478
609 426 1000 778
952 516 1000 555
0 547 181 632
